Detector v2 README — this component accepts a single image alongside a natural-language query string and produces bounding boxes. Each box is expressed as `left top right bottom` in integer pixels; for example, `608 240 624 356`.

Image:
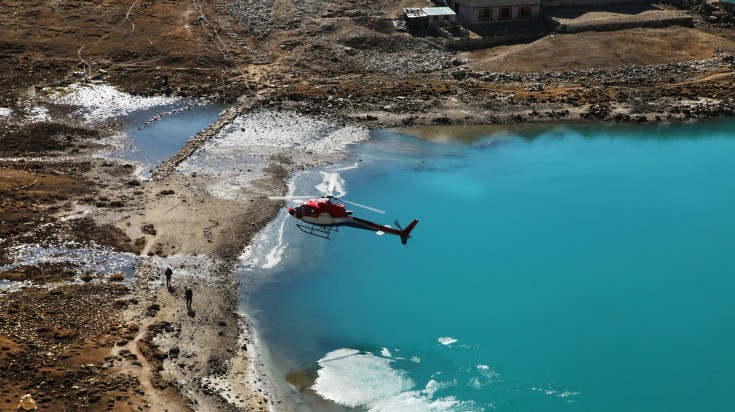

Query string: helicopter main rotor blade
270 195 387 214
268 195 321 200
338 199 386 214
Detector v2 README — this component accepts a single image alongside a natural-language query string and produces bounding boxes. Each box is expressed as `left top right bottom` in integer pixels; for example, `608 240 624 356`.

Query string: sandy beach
3 0 735 410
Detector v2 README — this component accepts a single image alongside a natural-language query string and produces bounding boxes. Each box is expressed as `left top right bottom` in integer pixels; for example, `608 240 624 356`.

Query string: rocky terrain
2 0 735 410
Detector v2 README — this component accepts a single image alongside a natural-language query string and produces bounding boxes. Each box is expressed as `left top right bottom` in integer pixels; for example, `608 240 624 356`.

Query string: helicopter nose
288 207 295 216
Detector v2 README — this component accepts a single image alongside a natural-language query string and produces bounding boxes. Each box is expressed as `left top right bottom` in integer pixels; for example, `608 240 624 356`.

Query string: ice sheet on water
50 83 179 122
438 337 458 346
240 210 291 272
313 348 413 408
467 364 500 390
312 348 480 412
423 379 458 398
530 385 580 401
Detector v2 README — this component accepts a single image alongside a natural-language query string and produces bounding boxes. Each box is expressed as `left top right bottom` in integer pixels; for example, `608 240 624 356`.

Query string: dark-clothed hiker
185 286 193 312
165 267 172 288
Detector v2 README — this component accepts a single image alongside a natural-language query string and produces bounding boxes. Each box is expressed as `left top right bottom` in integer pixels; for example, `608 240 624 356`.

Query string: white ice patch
315 171 346 197
332 162 360 172
531 385 580 401
313 348 413 407
240 209 290 270
477 364 498 380
26 106 50 123
380 348 393 358
239 176 298 272
0 107 13 117
177 110 368 200
467 364 500 390
209 110 367 154
50 83 179 122
148 254 229 290
369 392 473 412
313 349 480 412
468 378 483 390
438 337 458 346
1 244 138 280
423 379 458 398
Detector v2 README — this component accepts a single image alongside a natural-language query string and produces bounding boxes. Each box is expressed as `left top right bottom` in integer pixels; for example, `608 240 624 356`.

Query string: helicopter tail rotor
399 219 419 245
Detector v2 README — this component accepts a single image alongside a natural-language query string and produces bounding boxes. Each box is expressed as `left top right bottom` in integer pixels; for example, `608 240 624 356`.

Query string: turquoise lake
238 120 735 411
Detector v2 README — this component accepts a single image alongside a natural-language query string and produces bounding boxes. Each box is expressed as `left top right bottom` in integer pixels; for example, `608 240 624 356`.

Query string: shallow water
112 102 228 178
45 82 228 178
241 120 735 411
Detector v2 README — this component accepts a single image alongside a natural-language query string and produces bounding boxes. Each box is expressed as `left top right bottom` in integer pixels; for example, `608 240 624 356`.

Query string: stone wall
548 13 694 33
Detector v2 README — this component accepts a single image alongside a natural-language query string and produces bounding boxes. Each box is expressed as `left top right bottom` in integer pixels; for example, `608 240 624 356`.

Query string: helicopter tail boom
350 217 419 244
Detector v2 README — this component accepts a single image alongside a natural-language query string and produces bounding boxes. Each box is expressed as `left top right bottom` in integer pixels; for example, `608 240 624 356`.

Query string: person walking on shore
164 267 172 289
185 286 193 312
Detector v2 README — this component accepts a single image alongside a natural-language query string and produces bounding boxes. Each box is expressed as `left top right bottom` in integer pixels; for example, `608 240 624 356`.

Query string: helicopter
268 194 419 244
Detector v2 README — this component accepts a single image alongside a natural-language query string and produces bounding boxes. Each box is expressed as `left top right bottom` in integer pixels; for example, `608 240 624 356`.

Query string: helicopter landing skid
296 223 339 239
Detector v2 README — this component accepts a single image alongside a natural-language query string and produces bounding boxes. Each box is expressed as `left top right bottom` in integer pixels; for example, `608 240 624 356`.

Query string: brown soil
2 0 735 411
466 26 735 73
0 283 148 411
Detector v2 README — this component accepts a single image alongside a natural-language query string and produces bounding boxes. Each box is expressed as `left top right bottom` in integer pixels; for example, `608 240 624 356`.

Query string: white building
442 0 541 24
403 6 457 29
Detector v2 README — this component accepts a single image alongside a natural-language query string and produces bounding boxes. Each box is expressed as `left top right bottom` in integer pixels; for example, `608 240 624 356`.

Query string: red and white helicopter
269 194 419 244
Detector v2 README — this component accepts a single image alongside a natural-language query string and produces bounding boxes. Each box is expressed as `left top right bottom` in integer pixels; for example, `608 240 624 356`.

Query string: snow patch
49 83 179 122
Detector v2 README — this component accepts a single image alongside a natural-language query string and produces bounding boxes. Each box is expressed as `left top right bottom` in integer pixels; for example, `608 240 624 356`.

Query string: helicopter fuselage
286 198 418 244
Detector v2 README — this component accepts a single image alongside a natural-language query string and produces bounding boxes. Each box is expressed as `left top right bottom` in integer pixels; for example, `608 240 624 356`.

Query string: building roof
403 7 426 18
422 7 456 16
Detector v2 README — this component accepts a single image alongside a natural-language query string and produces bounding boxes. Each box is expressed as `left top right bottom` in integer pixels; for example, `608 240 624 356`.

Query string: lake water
239 120 735 412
